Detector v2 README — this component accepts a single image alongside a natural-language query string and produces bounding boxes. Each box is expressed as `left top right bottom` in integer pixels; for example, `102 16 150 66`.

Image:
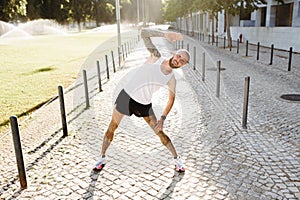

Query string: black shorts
115 89 154 117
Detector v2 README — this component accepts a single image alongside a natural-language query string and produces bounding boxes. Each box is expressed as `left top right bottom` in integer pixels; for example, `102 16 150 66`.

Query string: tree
216 0 269 46
26 0 70 24
163 0 185 30
147 0 163 24
164 0 284 47
191 0 274 46
0 0 27 22
26 0 41 20
192 0 219 41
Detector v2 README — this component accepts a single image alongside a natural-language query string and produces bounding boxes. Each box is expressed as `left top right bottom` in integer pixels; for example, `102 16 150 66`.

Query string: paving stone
0 31 299 200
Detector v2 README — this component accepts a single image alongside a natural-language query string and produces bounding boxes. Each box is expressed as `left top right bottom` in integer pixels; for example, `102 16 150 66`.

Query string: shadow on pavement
158 171 185 199
84 169 104 199
1 135 67 199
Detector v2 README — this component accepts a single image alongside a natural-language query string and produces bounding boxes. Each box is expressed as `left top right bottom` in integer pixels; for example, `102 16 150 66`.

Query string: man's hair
176 49 190 63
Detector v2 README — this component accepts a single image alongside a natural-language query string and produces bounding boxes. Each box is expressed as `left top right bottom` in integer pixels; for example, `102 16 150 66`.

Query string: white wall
230 26 300 52
292 0 300 26
218 11 225 35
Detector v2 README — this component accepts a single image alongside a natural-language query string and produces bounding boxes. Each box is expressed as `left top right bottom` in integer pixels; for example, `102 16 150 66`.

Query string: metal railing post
202 52 205 82
83 70 90 108
288 47 293 71
193 46 196 70
97 61 103 92
10 116 27 189
246 40 249 56
270 44 274 65
216 60 221 98
242 76 250 128
237 39 240 54
257 42 260 60
111 51 116 73
118 47 121 67
105 55 110 80
58 85 68 137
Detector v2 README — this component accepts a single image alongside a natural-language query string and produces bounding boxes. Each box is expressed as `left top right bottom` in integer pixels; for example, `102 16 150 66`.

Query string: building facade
175 0 300 52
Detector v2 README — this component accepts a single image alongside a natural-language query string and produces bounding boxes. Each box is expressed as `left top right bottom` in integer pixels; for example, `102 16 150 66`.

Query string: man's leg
101 107 124 156
143 115 178 158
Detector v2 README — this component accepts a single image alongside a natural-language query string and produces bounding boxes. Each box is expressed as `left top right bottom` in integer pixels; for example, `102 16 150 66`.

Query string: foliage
163 0 284 20
163 0 184 22
162 0 284 45
0 0 163 26
0 0 27 22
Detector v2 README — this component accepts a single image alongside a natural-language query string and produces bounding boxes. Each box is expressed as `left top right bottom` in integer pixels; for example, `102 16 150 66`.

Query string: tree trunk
225 9 231 47
185 16 189 35
212 14 215 43
190 11 194 37
77 20 81 32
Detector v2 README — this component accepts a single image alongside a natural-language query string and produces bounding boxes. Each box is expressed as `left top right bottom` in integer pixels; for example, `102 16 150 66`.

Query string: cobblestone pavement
0 31 299 200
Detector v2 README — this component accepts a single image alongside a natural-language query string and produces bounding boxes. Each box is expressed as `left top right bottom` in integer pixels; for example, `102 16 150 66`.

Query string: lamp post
142 0 145 27
116 0 122 66
137 0 140 25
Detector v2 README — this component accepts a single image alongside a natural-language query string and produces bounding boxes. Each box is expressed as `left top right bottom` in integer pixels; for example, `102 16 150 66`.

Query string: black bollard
202 52 205 82
121 45 125 61
193 46 196 70
111 51 116 73
242 77 250 128
10 116 28 189
83 70 90 108
97 61 103 92
257 42 260 60
216 60 221 98
288 47 293 71
58 86 68 137
270 44 274 65
246 40 249 56
237 39 240 54
105 55 110 80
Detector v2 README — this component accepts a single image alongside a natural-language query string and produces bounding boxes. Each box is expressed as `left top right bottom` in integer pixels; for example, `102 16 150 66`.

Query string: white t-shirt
124 57 174 105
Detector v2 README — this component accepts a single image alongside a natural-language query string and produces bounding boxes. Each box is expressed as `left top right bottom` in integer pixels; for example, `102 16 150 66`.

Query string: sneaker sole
175 166 185 173
93 164 105 172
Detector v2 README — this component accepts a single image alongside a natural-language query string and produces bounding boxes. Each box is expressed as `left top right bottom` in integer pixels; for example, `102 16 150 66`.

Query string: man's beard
169 57 179 69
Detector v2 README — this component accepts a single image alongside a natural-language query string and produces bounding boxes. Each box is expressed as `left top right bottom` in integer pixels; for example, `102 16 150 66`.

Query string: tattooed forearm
141 28 165 57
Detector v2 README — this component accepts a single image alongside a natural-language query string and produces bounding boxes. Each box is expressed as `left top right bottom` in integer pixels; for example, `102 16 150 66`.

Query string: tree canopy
0 0 163 27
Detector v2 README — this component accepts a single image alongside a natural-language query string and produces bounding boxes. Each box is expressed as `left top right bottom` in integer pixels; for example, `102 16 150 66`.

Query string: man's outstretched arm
141 28 183 58
155 75 176 132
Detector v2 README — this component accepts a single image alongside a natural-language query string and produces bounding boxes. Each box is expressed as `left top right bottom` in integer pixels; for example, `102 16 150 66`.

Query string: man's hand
154 119 164 132
165 32 183 43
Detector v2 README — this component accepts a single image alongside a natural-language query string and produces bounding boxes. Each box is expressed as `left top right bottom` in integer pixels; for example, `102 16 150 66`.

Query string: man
94 28 190 172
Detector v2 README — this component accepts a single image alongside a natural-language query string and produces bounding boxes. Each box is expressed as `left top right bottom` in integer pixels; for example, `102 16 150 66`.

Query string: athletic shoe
93 156 106 171
174 157 185 172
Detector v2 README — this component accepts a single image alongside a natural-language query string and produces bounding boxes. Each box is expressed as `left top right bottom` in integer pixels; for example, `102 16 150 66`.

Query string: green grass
0 29 137 132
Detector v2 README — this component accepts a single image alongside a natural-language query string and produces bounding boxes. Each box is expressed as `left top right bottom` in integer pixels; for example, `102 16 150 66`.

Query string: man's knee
157 131 171 145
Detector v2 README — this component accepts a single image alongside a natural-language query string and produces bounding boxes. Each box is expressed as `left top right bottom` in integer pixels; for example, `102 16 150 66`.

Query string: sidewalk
0 31 299 200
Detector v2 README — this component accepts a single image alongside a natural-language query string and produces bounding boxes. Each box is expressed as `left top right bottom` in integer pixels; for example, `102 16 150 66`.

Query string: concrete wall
230 26 300 52
218 11 225 35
